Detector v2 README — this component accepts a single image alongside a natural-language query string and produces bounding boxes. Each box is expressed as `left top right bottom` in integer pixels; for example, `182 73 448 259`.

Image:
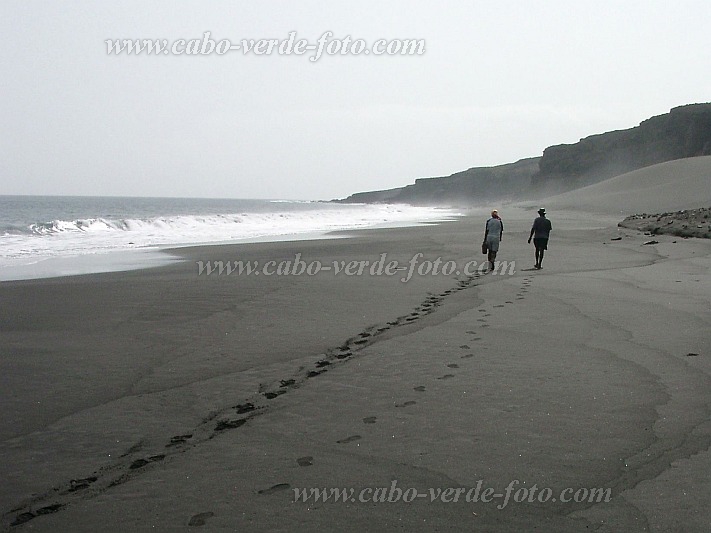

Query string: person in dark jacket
528 208 552 269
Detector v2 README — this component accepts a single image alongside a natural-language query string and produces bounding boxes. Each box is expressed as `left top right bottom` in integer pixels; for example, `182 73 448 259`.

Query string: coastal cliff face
533 103 711 190
337 103 711 205
337 157 541 206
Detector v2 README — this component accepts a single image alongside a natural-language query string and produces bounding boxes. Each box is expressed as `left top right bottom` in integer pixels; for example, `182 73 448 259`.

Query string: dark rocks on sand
620 207 711 240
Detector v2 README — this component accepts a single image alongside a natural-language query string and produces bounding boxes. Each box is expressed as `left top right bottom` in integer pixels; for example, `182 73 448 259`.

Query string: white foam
0 203 461 280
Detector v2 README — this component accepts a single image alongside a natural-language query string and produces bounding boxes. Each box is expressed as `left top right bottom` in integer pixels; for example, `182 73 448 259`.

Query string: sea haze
0 196 460 280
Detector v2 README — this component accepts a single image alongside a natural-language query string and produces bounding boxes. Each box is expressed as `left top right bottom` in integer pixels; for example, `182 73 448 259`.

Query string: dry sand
540 155 711 215
1 161 711 532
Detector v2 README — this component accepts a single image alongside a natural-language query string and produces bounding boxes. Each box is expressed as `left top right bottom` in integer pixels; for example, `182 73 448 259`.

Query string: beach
1 195 711 530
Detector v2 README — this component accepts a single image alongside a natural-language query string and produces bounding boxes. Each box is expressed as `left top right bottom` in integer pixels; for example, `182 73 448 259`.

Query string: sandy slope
538 156 711 215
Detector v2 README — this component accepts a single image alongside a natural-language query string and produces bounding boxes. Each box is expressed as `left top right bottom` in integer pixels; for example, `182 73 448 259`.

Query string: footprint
264 390 286 400
466 330 477 334
362 416 377 424
337 435 362 444
129 454 166 470
307 370 326 378
438 374 455 380
471 337 482 341
188 512 215 527
214 419 246 432
37 504 64 515
461 353 474 359
68 476 98 492
459 344 470 349
395 400 417 407
413 385 426 392
280 379 296 388
120 442 144 457
447 363 459 369
505 301 513 304
11 513 37 527
258 483 291 495
11 505 65 527
494 304 504 308
315 360 331 367
297 456 314 467
477 318 487 322
234 403 255 414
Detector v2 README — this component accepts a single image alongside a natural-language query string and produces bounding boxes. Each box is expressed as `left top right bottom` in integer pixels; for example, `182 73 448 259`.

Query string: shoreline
0 209 465 283
1 209 710 531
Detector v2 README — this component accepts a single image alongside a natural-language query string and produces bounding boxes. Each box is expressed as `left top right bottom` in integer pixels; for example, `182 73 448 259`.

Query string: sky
1 1 710 201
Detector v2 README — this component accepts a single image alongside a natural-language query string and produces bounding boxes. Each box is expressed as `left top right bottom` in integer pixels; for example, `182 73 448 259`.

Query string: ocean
0 196 460 280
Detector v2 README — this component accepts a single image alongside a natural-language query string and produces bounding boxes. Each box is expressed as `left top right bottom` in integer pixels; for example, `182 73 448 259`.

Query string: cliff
337 157 541 206
532 103 711 190
336 103 711 205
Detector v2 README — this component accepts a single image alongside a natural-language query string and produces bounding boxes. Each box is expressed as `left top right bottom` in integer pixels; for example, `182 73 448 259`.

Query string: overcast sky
1 1 709 200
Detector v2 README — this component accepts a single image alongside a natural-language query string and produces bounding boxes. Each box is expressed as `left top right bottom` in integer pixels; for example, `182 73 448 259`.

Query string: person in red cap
528 208 552 269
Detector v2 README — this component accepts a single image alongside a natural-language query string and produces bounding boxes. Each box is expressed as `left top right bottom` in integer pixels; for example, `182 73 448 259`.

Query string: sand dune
540 156 711 215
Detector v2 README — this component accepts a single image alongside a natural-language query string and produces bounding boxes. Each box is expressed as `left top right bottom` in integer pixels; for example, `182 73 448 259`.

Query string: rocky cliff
533 103 711 190
337 103 711 205
337 157 540 206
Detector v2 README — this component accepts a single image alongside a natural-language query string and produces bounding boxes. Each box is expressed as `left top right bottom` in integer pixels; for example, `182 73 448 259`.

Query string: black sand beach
1 178 711 531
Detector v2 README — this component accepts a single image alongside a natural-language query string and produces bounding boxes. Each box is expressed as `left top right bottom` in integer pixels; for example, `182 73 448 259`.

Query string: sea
0 196 461 281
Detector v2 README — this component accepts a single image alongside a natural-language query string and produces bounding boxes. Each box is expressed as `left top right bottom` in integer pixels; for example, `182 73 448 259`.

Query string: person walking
483 209 503 271
528 208 552 269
